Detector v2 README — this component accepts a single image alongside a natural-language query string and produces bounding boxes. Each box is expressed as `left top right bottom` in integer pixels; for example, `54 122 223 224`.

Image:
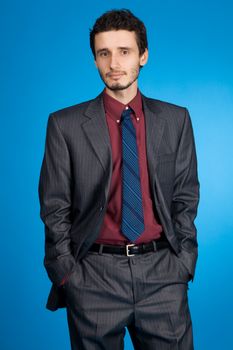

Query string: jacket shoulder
46 94 103 130
50 96 98 119
142 95 190 131
143 96 187 114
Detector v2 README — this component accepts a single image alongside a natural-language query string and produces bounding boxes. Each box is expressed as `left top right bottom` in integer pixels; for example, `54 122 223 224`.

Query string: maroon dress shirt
95 89 163 245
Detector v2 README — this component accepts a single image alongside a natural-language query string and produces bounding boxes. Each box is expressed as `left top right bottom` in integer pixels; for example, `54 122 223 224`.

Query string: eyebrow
96 47 132 54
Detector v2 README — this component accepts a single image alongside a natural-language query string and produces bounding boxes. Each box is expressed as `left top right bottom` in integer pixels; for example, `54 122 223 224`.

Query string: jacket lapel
81 93 113 200
141 94 166 183
81 93 112 171
81 93 166 201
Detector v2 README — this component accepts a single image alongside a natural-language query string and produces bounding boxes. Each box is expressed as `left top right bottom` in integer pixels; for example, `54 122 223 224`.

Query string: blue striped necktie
121 107 145 242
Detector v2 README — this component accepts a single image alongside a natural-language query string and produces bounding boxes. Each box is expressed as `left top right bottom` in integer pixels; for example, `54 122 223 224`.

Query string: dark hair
90 9 148 58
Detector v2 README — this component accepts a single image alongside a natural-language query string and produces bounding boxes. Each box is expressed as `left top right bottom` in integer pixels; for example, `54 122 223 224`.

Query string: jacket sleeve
38 113 76 286
172 108 200 280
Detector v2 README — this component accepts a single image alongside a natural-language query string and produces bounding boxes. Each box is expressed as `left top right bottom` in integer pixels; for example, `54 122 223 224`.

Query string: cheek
129 59 140 70
99 66 108 77
129 65 140 76
96 59 108 70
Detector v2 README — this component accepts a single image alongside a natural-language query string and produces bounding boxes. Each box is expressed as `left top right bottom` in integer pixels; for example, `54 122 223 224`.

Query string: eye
98 51 109 57
121 49 129 55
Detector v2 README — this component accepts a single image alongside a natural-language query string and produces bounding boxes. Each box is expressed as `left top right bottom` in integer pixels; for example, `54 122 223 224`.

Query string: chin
107 82 131 91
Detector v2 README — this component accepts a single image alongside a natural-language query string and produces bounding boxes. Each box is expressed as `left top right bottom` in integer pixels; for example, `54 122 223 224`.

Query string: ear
139 49 149 66
94 60 98 68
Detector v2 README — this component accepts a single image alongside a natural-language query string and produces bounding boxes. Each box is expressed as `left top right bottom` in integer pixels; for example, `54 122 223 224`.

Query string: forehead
94 30 138 50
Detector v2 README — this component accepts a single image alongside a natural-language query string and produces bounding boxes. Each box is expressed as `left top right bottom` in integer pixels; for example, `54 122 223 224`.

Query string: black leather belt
88 238 170 256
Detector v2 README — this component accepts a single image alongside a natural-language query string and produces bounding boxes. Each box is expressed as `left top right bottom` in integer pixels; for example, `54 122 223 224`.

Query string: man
39 9 199 350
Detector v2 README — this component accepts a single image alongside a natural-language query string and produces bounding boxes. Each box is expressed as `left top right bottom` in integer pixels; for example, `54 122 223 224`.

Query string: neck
105 82 138 105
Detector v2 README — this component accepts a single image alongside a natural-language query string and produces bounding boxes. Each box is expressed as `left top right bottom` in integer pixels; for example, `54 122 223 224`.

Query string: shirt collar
103 88 143 123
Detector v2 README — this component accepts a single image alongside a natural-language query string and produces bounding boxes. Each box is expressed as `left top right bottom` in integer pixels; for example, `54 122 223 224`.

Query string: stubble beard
98 67 140 91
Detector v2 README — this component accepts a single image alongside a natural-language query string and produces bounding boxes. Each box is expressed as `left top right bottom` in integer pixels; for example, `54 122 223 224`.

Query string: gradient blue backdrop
1 1 233 349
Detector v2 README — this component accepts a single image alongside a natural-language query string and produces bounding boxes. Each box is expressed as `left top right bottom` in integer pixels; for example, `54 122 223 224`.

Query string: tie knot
121 107 133 121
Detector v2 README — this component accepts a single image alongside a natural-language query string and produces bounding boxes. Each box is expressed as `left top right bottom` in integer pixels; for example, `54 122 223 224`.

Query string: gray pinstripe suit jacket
38 92 199 311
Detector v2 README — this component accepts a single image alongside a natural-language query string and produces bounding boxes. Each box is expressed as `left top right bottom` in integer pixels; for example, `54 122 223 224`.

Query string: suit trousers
62 246 193 350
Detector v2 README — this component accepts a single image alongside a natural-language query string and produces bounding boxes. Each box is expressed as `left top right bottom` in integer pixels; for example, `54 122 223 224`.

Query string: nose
109 53 120 70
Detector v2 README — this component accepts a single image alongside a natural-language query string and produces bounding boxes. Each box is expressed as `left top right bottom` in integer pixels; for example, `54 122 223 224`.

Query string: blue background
1 0 233 349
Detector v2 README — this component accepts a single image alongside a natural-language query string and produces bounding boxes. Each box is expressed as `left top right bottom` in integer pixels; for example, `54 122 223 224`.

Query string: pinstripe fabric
38 93 199 314
63 248 193 350
121 107 145 241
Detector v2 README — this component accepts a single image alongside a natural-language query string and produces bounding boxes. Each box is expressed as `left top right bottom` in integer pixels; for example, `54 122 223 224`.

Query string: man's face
94 30 148 92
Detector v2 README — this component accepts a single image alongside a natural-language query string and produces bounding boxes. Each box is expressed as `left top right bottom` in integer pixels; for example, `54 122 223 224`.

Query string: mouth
107 72 125 79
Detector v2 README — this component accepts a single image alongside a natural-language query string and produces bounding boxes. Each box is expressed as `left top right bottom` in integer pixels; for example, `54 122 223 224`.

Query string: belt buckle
126 243 135 257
